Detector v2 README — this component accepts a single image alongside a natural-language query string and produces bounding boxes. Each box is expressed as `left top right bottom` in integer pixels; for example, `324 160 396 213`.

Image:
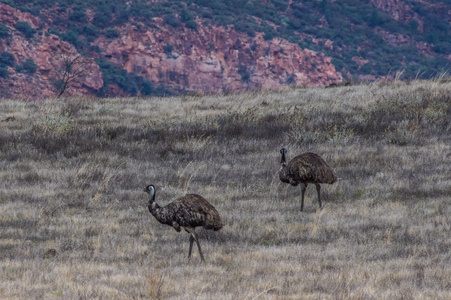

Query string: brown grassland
0 79 450 299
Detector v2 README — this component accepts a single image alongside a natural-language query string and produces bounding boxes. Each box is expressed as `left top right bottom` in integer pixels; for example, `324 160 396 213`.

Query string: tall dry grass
0 78 450 299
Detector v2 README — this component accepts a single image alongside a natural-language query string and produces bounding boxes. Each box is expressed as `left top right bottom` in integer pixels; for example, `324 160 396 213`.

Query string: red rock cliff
1 3 342 99
0 4 103 99
95 20 342 94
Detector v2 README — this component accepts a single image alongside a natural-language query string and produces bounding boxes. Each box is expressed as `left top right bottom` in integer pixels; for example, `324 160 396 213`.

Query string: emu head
144 184 156 197
280 148 287 164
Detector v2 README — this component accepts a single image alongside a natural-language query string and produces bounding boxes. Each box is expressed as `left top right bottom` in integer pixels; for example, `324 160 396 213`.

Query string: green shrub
133 75 153 95
263 30 274 40
104 28 120 39
97 59 154 96
273 0 288 11
433 42 451 55
234 20 257 37
163 44 173 54
0 24 10 39
69 8 88 23
164 13 181 27
117 9 130 23
360 62 373 75
0 66 9 78
48 27 60 36
238 65 251 82
61 30 79 46
15 21 36 38
92 5 111 28
16 58 37 74
409 20 419 32
79 25 98 37
0 52 15 67
201 11 213 19
332 58 344 71
186 20 198 30
180 9 194 22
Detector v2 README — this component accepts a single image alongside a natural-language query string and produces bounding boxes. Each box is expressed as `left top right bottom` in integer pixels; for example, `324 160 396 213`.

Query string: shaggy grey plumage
144 184 222 262
279 148 337 211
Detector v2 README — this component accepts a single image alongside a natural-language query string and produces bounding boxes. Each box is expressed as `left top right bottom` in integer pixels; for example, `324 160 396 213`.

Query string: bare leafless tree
52 53 96 98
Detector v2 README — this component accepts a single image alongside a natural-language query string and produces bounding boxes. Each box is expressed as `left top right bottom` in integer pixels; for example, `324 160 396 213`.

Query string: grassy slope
0 79 450 299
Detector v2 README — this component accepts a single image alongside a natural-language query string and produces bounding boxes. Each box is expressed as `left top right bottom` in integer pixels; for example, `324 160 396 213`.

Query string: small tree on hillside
52 53 96 98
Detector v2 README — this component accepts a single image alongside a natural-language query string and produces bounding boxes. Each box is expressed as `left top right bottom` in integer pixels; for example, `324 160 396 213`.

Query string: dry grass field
1 79 450 299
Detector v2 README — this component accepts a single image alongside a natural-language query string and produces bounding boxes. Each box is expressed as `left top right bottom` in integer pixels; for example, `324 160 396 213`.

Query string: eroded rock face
0 32 103 99
0 3 342 99
0 4 103 99
369 0 451 32
0 3 40 28
95 22 342 94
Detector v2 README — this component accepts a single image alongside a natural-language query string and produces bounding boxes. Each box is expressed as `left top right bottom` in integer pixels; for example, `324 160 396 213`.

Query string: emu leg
315 183 322 209
188 235 194 259
192 233 205 262
300 183 307 211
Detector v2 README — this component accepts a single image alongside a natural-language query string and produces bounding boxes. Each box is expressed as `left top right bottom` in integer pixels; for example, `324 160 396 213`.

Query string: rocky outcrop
1 2 341 98
0 2 40 29
369 0 423 32
376 29 433 56
0 4 103 99
95 21 342 94
0 32 103 99
370 0 451 32
371 0 451 25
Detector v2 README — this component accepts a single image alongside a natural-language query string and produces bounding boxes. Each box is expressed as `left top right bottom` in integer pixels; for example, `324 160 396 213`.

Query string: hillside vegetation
1 0 450 89
0 79 451 298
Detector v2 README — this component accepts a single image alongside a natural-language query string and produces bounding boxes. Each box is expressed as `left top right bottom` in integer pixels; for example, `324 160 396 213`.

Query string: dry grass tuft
147 269 167 299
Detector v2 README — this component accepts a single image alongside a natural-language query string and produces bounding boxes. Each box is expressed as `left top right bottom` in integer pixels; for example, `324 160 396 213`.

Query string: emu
279 148 337 211
144 184 223 262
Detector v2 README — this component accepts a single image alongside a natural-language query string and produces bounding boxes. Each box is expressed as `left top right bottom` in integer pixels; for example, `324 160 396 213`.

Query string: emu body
144 184 222 262
279 148 337 211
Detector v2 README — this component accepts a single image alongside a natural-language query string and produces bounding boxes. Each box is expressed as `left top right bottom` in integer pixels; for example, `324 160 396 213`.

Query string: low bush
15 21 36 38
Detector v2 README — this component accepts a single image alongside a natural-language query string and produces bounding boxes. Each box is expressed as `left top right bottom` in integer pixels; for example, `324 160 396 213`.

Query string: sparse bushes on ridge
3 0 451 87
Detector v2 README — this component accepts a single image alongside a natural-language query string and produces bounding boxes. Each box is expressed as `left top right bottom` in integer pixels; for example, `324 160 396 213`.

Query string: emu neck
148 192 160 216
147 191 173 226
279 162 290 184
